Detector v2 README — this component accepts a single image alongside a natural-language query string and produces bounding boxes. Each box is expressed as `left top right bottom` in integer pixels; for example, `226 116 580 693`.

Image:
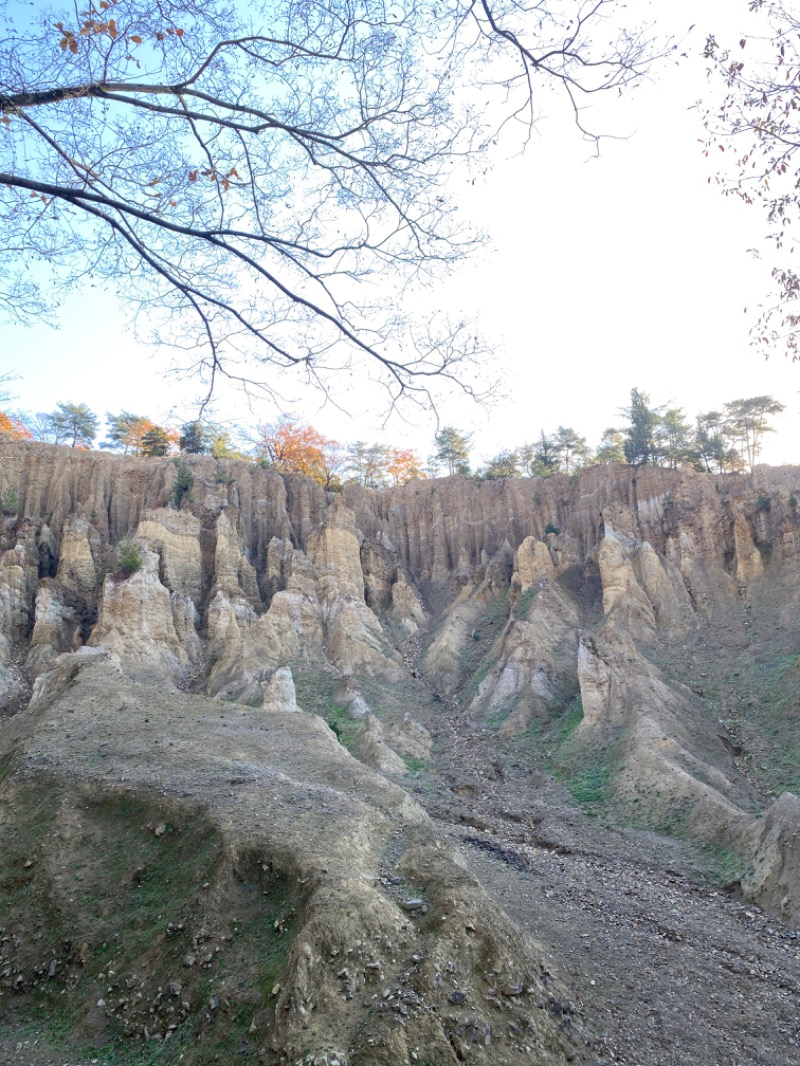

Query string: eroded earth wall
3 440 800 1062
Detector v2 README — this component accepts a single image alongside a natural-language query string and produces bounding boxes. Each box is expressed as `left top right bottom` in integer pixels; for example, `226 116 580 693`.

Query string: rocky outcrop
467 539 580 734
2 440 800 927
574 628 755 839
1 650 579 1066
25 578 84 676
88 545 199 685
741 792 800 923
137 509 204 605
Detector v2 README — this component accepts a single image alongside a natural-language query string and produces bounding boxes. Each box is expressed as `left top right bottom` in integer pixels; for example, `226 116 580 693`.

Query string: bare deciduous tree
702 2 800 358
1 0 657 409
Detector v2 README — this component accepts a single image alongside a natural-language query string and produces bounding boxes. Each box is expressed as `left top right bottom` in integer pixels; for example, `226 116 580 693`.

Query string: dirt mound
0 651 579 1065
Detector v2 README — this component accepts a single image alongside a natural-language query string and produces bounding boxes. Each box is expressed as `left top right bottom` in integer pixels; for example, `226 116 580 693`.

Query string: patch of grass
533 695 583 760
556 697 583 744
565 764 610 805
452 593 511 698
0 749 15 785
485 708 511 729
403 756 426 776
698 842 749 886
512 587 538 620
0 780 285 1065
462 658 495 704
325 700 361 752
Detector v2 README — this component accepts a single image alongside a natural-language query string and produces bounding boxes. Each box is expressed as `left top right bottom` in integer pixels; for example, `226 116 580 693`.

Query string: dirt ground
2 650 799 1066
406 696 800 1066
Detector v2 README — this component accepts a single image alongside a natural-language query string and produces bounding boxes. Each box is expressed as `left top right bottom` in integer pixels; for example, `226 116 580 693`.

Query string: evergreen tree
48 402 98 448
594 428 626 465
621 389 662 466
179 421 212 454
553 426 590 473
347 442 389 488
140 425 173 457
657 408 694 469
519 431 559 478
695 412 740 473
434 426 472 476
480 450 520 480
722 396 786 471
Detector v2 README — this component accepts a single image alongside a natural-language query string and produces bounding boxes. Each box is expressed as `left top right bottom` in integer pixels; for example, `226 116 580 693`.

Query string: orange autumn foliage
256 418 336 484
0 412 32 439
385 448 425 486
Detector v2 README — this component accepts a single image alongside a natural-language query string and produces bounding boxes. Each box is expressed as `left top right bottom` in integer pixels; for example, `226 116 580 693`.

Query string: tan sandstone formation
1 439 800 928
1 650 580 1065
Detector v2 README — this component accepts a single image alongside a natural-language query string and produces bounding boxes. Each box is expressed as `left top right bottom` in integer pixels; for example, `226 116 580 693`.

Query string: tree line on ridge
0 389 788 489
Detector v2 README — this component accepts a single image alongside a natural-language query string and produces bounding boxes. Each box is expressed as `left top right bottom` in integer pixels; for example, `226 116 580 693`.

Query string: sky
3 0 800 466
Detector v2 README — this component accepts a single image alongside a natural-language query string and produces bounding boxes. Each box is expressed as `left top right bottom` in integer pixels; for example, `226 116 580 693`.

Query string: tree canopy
434 425 472 476
48 401 99 448
0 0 655 410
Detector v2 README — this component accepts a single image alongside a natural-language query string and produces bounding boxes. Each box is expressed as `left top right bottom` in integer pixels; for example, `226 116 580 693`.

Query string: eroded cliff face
3 441 800 1061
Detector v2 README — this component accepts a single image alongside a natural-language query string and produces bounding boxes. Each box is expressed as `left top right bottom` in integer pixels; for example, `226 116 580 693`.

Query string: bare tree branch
0 0 660 411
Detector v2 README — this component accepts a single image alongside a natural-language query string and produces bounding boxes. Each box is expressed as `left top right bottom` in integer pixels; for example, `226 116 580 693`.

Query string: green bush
114 535 143 577
544 521 561 536
1 487 19 516
171 458 195 507
756 539 773 562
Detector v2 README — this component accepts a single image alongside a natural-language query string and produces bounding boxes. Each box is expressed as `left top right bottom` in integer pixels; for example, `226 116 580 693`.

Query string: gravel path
409 664 800 1066
457 829 800 1066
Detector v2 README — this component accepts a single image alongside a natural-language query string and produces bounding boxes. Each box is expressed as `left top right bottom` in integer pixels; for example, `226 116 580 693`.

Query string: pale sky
3 0 799 466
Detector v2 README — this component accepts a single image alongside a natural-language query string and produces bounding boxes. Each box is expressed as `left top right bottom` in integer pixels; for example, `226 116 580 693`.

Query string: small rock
97 999 106 1008
154 824 167 837
448 990 468 1005
401 899 425 911
502 983 523 997
208 994 219 1011
169 981 182 997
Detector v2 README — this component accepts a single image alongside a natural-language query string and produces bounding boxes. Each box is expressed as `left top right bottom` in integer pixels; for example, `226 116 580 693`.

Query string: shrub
114 535 143 577
1 487 19 516
171 458 194 508
544 521 561 536
756 539 774 562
